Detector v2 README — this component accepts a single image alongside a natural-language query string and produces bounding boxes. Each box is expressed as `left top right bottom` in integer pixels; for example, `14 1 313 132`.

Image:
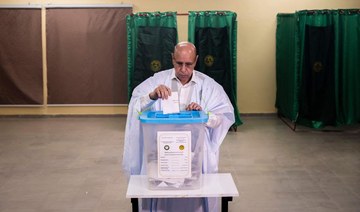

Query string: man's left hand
186 102 202 111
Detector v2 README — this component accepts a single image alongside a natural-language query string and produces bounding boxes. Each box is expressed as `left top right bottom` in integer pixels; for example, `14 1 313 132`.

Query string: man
123 41 235 211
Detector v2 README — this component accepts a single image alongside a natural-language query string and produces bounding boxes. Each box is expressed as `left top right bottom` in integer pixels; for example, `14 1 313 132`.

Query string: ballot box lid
139 111 208 124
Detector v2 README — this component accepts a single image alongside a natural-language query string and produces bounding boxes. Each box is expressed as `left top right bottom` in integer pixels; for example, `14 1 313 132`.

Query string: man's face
172 46 198 85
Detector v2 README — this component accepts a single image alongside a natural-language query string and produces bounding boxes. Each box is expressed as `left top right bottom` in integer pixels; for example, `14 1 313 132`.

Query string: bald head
174 41 196 52
173 41 197 61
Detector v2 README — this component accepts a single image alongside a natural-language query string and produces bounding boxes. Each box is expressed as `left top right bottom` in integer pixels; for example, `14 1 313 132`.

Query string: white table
126 173 239 212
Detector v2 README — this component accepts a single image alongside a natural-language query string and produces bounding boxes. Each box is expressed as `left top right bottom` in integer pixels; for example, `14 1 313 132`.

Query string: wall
0 0 359 115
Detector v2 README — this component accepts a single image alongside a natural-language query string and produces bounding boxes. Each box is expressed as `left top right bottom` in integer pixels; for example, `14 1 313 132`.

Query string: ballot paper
162 91 180 114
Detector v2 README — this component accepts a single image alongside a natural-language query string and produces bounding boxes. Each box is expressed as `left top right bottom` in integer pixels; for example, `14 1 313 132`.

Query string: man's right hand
149 85 171 100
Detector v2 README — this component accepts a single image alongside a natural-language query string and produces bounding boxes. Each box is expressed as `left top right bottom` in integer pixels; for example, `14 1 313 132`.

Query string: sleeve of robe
198 73 235 173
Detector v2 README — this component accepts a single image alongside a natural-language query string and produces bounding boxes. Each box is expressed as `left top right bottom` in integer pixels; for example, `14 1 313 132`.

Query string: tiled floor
0 115 359 212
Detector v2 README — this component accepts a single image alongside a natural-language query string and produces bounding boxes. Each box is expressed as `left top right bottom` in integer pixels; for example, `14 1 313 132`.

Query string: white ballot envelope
162 91 180 114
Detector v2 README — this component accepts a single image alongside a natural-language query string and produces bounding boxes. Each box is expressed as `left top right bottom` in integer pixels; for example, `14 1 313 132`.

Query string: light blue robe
123 69 235 212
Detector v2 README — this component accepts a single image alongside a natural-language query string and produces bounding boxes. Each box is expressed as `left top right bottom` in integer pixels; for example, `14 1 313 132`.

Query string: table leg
131 198 138 212
221 196 233 212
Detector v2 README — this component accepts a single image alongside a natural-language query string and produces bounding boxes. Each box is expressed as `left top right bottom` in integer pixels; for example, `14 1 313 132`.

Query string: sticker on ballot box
157 131 191 178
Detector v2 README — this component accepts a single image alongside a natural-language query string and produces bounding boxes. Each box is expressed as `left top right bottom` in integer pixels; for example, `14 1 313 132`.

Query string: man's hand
149 85 171 100
186 102 202 111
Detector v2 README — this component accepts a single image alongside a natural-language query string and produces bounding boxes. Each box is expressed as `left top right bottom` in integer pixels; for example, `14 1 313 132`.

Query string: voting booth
139 111 208 190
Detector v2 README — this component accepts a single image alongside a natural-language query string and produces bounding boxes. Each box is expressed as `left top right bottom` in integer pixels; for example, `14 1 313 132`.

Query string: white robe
123 69 235 212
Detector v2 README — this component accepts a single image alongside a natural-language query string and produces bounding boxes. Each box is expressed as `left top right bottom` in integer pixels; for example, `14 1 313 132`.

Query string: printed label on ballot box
157 131 191 178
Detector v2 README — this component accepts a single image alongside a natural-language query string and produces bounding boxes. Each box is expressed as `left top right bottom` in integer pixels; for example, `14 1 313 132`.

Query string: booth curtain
275 14 298 121
276 9 360 128
188 11 242 126
0 8 43 105
47 8 131 104
127 12 178 99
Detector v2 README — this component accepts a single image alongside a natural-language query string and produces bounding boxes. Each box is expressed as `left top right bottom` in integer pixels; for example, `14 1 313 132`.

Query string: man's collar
171 69 199 84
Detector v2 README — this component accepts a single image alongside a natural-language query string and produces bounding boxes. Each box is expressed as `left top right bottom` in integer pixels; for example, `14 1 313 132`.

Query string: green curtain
335 10 360 126
299 24 336 125
127 12 178 99
276 9 360 128
188 11 242 126
275 14 298 121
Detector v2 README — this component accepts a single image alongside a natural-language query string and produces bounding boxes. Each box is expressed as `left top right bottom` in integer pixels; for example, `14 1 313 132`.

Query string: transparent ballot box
139 111 208 190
